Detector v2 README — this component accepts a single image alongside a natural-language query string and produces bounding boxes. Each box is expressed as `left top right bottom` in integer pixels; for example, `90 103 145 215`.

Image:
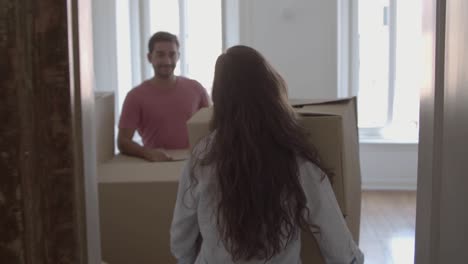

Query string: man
118 31 210 161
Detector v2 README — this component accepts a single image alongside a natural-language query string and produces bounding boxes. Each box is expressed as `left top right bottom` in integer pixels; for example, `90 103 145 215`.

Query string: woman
170 45 364 263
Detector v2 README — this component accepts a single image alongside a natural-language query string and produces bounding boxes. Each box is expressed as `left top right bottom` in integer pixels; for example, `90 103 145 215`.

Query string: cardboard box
99 154 186 264
95 92 115 163
98 97 362 264
187 97 362 263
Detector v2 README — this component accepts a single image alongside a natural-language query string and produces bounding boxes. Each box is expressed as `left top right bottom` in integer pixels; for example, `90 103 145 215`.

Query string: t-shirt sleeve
196 82 210 108
118 91 140 129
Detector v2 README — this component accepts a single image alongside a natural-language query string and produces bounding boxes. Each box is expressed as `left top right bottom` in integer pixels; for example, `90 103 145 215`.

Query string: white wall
91 0 118 93
239 0 339 99
237 0 419 190
360 143 418 190
222 0 240 50
91 0 120 130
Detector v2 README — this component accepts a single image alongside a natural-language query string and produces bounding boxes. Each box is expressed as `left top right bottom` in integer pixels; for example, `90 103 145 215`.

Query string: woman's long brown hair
192 45 324 262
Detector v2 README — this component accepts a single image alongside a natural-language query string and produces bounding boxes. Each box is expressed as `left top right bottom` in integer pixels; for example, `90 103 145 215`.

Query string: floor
359 191 417 264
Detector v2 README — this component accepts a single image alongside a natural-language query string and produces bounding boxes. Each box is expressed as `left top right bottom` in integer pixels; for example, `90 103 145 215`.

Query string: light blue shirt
170 143 364 264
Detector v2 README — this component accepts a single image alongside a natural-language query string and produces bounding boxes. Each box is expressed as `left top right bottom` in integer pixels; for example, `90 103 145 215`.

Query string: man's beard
155 65 176 79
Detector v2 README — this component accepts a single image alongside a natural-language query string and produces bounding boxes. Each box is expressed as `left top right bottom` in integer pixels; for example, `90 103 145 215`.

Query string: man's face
148 41 179 79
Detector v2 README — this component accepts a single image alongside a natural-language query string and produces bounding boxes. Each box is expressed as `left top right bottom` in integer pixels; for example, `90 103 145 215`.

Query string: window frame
352 0 418 143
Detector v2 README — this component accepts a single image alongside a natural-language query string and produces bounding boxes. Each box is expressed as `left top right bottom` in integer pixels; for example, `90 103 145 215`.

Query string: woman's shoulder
297 156 326 182
190 132 216 162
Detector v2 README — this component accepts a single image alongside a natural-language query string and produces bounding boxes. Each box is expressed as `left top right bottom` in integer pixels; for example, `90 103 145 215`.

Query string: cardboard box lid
189 98 357 122
289 97 354 107
98 150 189 183
187 107 212 124
291 97 357 118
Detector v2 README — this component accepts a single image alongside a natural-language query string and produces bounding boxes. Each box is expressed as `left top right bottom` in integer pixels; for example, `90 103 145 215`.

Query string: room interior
92 1 419 262
2 0 467 263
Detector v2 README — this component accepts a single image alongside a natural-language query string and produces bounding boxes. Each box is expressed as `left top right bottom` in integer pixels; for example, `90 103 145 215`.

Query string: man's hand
143 149 173 162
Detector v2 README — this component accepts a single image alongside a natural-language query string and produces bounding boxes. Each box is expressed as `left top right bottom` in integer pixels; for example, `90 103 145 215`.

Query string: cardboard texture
99 156 185 264
186 97 362 263
97 97 362 264
95 92 115 164
294 97 362 245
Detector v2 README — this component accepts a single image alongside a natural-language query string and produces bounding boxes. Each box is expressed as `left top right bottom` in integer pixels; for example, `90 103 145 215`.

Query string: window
355 0 423 141
115 0 222 116
114 0 222 145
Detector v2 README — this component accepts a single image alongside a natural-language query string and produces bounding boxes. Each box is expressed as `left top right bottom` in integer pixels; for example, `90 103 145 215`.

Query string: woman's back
170 45 363 263
171 136 363 263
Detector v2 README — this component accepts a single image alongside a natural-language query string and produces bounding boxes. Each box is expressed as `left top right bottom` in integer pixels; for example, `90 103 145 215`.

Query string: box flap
295 109 338 117
292 97 357 117
188 107 212 124
289 97 355 107
98 154 186 183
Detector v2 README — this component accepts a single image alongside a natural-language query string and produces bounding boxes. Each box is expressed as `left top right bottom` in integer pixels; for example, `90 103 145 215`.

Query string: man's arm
194 81 211 108
117 128 172 162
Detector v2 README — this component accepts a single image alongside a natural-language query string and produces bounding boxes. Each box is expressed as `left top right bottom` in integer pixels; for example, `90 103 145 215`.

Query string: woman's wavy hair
192 45 325 262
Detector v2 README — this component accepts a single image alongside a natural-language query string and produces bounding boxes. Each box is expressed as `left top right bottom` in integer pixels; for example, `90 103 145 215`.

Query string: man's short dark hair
148 31 180 53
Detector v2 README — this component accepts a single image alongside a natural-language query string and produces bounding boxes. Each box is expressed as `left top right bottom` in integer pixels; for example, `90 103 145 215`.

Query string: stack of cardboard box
97 95 362 264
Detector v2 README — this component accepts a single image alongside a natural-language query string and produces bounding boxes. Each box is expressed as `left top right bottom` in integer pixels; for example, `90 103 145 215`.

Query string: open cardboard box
187 97 362 262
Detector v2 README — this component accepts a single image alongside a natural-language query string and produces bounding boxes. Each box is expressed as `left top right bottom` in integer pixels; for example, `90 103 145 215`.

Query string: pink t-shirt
118 77 209 149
